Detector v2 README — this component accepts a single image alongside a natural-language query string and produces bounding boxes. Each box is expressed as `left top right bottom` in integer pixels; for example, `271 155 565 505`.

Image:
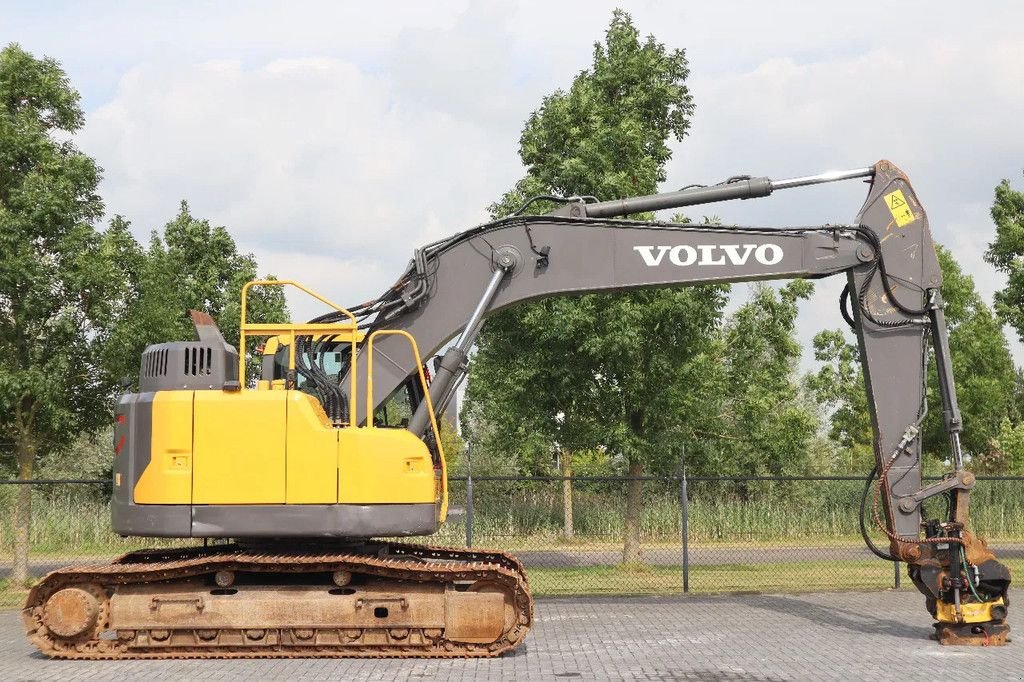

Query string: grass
0 579 26 609
530 557 1024 596
528 560 895 596
3 481 1024 609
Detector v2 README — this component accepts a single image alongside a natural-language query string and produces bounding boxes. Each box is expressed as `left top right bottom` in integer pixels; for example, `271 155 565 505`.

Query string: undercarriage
23 541 533 659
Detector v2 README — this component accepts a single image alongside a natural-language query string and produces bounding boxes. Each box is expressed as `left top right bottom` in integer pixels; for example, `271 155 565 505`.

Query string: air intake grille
138 341 238 392
142 348 170 378
184 346 214 376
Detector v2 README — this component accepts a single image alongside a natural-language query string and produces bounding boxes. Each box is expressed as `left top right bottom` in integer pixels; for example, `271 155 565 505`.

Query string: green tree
924 246 1018 465
0 44 126 583
985 173 1024 343
104 202 289 388
990 418 1024 474
811 245 1018 472
807 330 874 473
711 281 820 486
465 11 727 564
489 11 694 218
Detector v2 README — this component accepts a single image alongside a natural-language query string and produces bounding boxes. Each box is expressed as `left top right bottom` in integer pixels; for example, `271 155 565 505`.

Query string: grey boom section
353 223 866 425
848 161 942 541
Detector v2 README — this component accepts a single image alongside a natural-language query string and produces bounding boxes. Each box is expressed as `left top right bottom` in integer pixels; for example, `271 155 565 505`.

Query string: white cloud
666 35 1024 366
29 0 1019 371
78 55 525 310
246 249 394 323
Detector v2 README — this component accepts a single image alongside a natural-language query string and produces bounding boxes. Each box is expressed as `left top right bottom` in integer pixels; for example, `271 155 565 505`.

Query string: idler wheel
42 587 101 639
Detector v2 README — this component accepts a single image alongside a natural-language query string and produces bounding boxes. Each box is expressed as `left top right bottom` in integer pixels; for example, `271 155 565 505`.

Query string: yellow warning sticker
884 189 915 227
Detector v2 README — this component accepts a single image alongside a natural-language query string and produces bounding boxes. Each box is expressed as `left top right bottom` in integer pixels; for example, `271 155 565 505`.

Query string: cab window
375 383 414 428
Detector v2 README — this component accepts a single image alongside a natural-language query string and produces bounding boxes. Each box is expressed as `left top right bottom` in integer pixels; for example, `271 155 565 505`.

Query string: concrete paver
2 590 1022 681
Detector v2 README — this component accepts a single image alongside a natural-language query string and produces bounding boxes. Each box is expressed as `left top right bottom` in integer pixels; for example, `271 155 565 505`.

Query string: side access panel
192 391 287 504
338 428 436 505
134 392 194 504
112 392 192 536
285 391 338 504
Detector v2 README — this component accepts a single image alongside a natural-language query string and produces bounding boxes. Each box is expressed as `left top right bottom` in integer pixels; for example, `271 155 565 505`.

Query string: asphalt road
3 591 1022 680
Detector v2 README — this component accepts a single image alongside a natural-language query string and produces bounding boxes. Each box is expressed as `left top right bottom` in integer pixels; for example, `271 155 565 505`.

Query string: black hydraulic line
840 284 856 330
847 225 929 318
312 334 347 422
295 334 343 421
860 463 900 562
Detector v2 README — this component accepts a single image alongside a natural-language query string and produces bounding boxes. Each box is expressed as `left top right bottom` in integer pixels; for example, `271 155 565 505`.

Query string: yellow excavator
23 161 1010 657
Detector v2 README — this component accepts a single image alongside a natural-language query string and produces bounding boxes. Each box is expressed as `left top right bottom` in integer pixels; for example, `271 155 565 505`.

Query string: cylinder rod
454 267 508 351
407 265 509 437
770 167 875 191
581 166 876 219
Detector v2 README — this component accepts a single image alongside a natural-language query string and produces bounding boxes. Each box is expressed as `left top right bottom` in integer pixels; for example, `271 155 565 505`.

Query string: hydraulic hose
860 464 899 562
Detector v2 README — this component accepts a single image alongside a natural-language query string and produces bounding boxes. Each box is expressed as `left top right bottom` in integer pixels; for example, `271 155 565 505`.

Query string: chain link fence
2 474 1023 598
444 473 1024 595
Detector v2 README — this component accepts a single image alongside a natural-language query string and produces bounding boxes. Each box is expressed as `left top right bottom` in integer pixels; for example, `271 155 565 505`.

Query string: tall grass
0 487 186 559
2 478 1023 559
457 478 1024 545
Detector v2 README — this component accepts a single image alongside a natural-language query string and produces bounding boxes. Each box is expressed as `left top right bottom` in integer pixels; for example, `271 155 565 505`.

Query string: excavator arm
333 160 1009 645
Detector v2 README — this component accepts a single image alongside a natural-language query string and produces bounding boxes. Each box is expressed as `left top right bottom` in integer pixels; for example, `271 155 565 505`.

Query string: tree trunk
622 458 644 565
12 437 35 585
561 449 574 539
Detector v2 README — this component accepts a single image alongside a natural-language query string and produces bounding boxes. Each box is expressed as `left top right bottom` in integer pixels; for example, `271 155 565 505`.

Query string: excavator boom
344 159 1009 644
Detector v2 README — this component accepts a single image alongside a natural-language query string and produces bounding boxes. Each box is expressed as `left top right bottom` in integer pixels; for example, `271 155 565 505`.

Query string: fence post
680 445 689 594
894 560 901 589
465 444 474 548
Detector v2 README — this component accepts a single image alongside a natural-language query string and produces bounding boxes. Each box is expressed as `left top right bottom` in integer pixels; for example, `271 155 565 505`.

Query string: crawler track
23 542 533 659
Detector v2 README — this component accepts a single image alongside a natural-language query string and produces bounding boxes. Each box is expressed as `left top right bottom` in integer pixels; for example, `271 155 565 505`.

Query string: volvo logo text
633 244 784 267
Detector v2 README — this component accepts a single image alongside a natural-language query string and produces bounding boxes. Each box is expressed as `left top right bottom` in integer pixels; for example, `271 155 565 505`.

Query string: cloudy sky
4 1 1023 367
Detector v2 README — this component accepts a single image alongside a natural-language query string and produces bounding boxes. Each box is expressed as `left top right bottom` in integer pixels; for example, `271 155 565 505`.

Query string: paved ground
3 590 1022 681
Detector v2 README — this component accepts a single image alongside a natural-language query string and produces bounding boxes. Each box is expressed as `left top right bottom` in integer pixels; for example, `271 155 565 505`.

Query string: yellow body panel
134 392 194 504
192 390 287 504
338 427 435 505
131 281 447 523
286 391 338 504
935 597 1006 624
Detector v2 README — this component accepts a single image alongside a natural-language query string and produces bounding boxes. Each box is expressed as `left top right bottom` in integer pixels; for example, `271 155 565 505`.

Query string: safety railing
239 280 361 419
365 329 448 520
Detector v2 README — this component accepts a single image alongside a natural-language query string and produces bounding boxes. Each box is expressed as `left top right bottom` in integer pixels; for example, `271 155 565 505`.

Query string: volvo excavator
23 160 1012 658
